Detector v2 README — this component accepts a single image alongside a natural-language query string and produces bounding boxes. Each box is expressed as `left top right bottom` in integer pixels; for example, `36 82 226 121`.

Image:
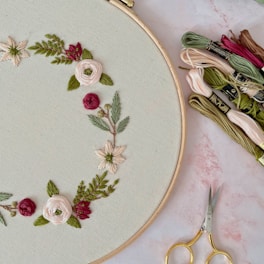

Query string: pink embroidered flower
42 195 72 225
83 93 100 110
65 42 82 61
75 59 103 86
74 201 92 220
18 198 36 216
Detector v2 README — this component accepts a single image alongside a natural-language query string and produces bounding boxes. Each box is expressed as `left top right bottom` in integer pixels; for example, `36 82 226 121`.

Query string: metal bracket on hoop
119 0 134 8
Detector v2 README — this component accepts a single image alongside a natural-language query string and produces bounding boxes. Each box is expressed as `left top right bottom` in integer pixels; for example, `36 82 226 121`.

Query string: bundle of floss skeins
203 67 264 129
186 68 264 150
230 29 264 63
180 48 264 104
221 34 264 71
181 31 264 84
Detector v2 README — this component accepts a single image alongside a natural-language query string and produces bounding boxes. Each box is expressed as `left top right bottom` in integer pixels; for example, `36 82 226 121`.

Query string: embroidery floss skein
188 93 264 166
180 48 264 103
230 29 264 62
203 67 264 129
181 31 264 84
186 68 264 150
221 35 264 71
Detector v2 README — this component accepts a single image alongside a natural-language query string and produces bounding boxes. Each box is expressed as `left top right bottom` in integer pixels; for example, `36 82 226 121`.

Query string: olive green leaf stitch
67 215 81 228
73 171 119 203
34 215 50 226
100 73 114 86
82 48 93 60
47 180 60 197
67 75 81 91
28 34 65 57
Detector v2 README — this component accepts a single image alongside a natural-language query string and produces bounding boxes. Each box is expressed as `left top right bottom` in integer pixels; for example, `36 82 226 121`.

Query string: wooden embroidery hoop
0 0 185 263
92 1 186 263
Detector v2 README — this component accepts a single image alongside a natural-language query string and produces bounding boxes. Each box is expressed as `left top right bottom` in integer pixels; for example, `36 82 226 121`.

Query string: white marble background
106 1 264 263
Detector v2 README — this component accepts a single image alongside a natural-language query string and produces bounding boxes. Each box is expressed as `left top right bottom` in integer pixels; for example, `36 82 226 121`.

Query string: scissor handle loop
206 234 233 264
206 250 233 264
164 230 202 264
165 242 194 264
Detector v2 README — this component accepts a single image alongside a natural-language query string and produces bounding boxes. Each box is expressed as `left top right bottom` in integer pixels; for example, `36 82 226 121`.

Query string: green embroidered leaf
47 180 60 197
100 73 114 86
88 115 111 131
0 211 7 226
117 116 130 133
67 215 81 228
29 34 65 58
68 75 80 91
73 172 119 203
73 181 86 205
34 215 50 226
111 92 121 124
82 48 93 60
0 192 12 202
86 172 119 202
51 56 73 65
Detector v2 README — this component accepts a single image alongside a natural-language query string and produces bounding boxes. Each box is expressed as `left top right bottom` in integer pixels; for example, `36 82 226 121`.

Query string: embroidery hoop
0 0 185 263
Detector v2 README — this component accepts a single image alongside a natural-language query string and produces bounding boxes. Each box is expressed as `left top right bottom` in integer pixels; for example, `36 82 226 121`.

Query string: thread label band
206 41 230 60
258 154 264 166
208 93 230 114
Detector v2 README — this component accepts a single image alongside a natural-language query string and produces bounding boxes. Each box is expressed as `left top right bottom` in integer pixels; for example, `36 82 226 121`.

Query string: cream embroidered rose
42 195 72 225
75 59 103 86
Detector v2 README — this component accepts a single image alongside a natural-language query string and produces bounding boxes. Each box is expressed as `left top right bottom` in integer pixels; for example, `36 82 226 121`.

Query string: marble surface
105 1 264 264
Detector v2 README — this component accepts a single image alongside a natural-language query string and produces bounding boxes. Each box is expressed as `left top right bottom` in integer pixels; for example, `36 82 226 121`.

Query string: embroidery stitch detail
88 91 130 174
34 172 119 229
0 36 30 66
0 193 36 226
28 34 113 90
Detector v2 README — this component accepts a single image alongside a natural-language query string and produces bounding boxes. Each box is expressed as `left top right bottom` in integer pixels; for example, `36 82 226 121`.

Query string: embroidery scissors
165 186 233 264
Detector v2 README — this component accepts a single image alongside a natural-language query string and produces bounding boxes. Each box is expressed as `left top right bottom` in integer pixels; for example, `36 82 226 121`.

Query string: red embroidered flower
83 93 100 110
18 198 36 216
74 201 92 220
65 42 83 61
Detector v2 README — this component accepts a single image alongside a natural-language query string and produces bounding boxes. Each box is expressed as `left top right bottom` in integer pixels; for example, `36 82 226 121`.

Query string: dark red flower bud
83 93 100 110
18 198 36 216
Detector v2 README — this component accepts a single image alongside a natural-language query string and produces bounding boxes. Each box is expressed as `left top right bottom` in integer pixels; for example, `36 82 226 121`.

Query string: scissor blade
204 185 222 233
211 184 223 212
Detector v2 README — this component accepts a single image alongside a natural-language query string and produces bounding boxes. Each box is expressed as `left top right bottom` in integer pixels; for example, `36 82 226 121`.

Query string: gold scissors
165 186 233 264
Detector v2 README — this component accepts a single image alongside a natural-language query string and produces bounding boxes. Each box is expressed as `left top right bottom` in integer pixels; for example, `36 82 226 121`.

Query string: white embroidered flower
75 59 103 86
42 195 72 225
0 36 30 66
95 140 126 174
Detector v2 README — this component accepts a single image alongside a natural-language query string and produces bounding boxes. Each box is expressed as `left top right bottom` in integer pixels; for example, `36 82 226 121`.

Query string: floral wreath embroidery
1 35 130 228
28 34 113 90
34 172 118 228
0 36 30 66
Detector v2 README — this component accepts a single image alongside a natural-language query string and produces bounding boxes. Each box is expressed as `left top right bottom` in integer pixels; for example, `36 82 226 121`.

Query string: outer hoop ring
91 1 186 263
